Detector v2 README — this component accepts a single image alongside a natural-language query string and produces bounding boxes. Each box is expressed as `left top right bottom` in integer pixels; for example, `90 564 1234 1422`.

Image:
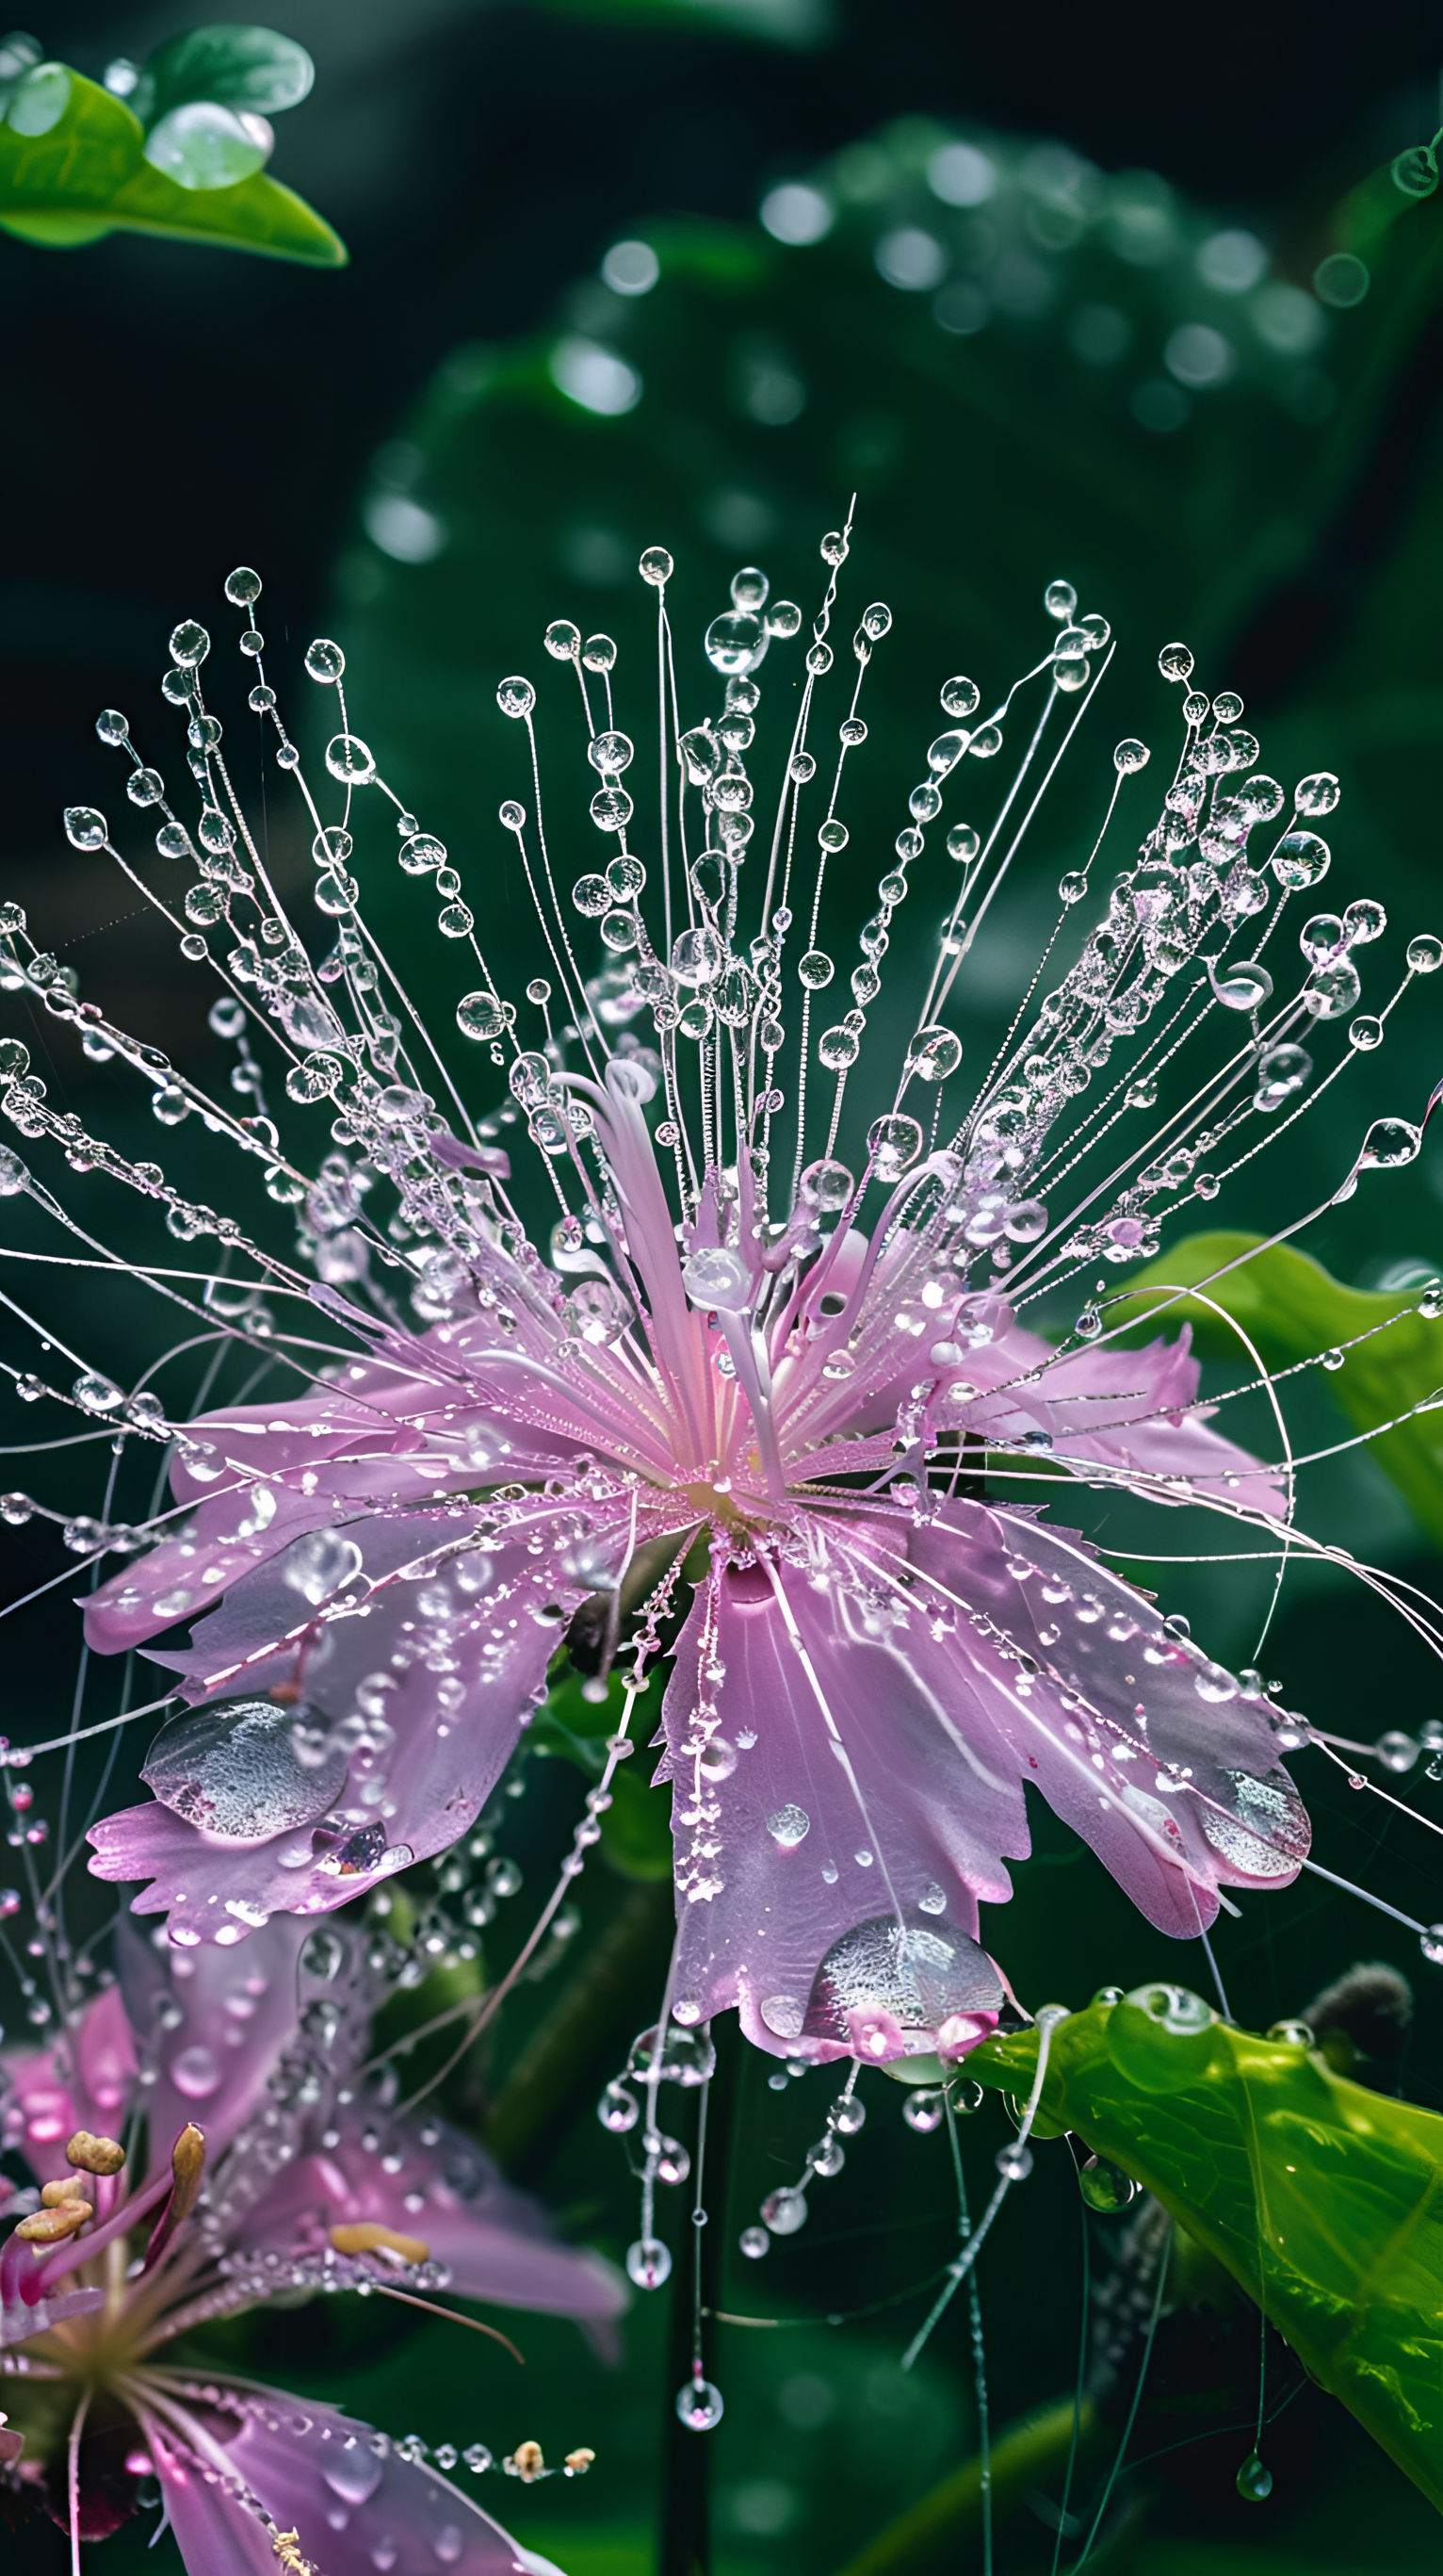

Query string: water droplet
625 2023 717 2086
1255 1042 1312 1111
305 639 346 684
1236 2451 1273 2503
1209 960 1273 1012
819 1025 859 1071
325 734 375 785
598 2081 640 2132
760 2186 808 2235
457 992 505 1041
767 1804 810 1849
1075 1306 1102 1342
1349 1014 1384 1052
798 950 835 989
169 2044 221 2099
73 1372 123 1415
1158 641 1193 683
142 1698 349 1843
1265 2020 1314 2047
902 2090 944 2133
1273 828 1330 890
625 2237 673 2289
170 620 210 669
1078 2154 1138 2211
640 546 673 586
738 2225 770 2258
906 1025 962 1083
1357 1116 1421 1170
675 2377 724 2432
462 2444 493 2473
995 2140 1033 2181
496 676 535 718
63 806 108 851
1419 1925 1443 1965
705 611 768 676
867 1114 923 1179
672 925 723 986
323 2441 383 2504
1373 1730 1418 1773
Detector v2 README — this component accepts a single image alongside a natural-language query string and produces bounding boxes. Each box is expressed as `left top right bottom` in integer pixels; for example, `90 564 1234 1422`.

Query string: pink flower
33 554 1386 2062
0 1916 621 2557
81 1053 1305 2063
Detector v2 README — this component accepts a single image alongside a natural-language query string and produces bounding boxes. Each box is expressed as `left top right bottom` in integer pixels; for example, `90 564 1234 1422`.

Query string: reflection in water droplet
142 1699 348 1842
169 2045 220 2100
675 2376 725 2432
803 1914 1004 2047
625 2237 672 2289
1236 2451 1273 2503
768 1804 810 1849
1078 2154 1139 2212
322 2441 383 2505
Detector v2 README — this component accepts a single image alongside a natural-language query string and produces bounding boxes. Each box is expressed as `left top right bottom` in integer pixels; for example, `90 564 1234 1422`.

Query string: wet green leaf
1116 1230 1443 1545
0 64 344 264
130 24 316 126
971 1998 1443 2514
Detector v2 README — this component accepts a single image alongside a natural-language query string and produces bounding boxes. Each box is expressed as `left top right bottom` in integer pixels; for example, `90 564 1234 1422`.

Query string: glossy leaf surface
971 1997 1443 2513
0 63 344 263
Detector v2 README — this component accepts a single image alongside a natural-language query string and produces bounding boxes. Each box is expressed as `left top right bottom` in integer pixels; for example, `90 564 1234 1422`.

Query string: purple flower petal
660 1497 1306 2055
89 1507 627 1943
152 2387 541 2576
231 2126 625 2322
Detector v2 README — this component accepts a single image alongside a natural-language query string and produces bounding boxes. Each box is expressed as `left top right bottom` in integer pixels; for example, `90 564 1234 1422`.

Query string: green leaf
132 24 316 125
1114 1230 1443 1546
530 1663 675 1880
0 65 345 265
970 1997 1443 2514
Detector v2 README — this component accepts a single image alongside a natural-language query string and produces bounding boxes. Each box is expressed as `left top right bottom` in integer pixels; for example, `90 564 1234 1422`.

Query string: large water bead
141 1697 349 1843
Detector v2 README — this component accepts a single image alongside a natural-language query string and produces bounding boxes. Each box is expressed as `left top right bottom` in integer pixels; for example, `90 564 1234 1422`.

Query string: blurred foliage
974 1996 1443 2513
539 0 835 44
0 24 344 261
326 107 1443 1302
1120 1231 1443 1547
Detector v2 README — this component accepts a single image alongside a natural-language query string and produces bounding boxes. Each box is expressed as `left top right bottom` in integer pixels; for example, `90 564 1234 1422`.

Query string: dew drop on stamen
622 2236 673 2291
1359 1117 1421 1169
304 639 346 684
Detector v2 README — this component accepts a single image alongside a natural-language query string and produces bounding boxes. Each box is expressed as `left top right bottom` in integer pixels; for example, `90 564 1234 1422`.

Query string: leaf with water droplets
0 63 344 265
971 1998 1443 2515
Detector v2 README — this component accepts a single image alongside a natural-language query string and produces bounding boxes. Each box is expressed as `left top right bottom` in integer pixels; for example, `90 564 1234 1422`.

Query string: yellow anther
16 2202 90 2242
66 2129 125 2176
41 2179 92 2209
328 2222 430 2265
271 2533 319 2573
564 2449 596 2476
168 2123 206 2223
508 2440 545 2483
